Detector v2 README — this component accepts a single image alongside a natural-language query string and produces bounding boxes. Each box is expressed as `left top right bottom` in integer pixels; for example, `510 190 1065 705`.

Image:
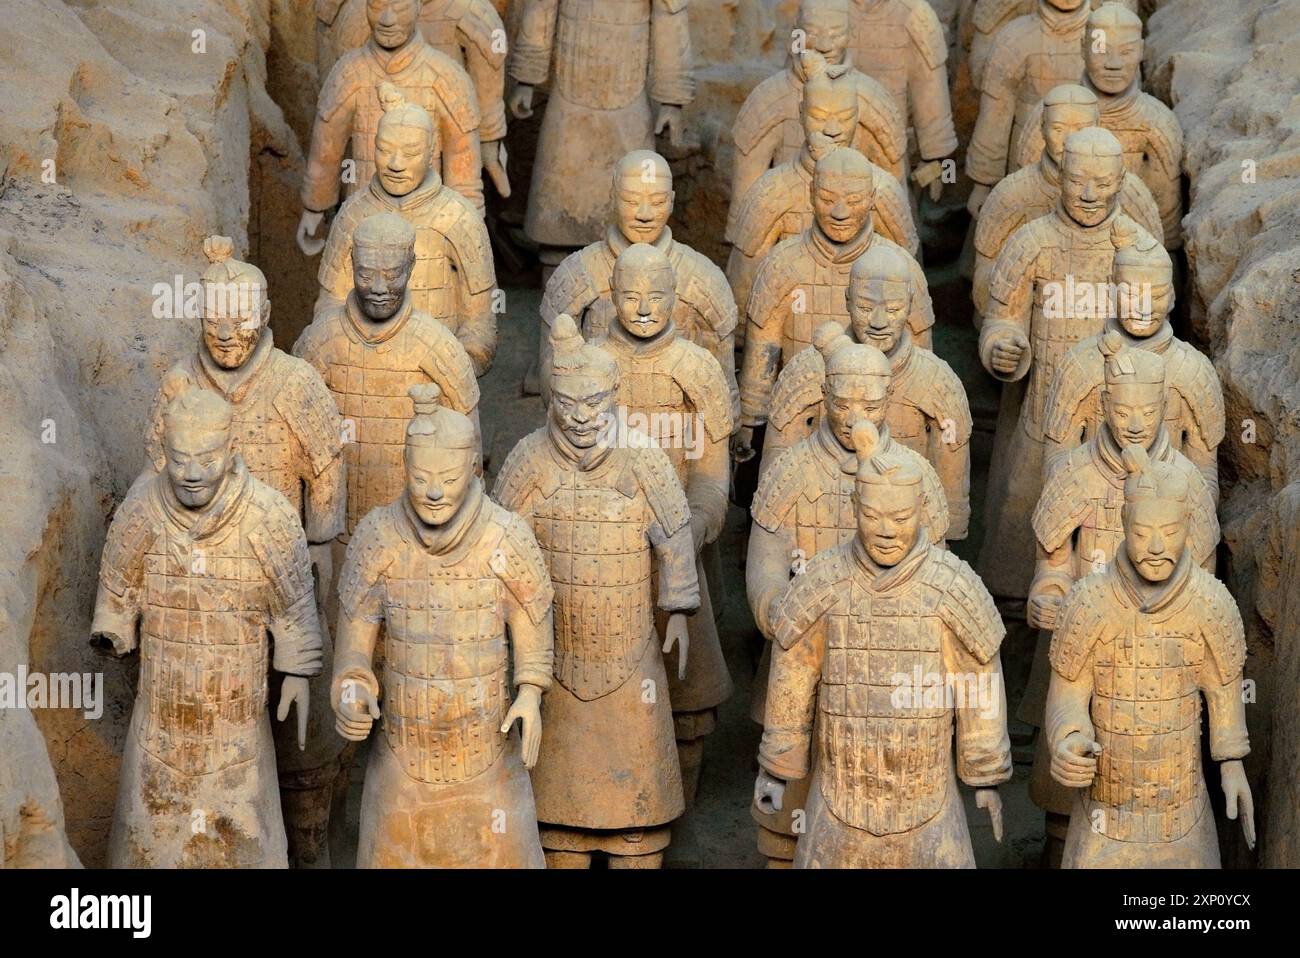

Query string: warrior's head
852 420 924 568
612 150 674 246
1113 230 1173 338
404 383 480 527
200 236 268 371
800 51 858 152
1060 127 1125 228
1039 84 1100 168
352 213 415 321
1100 331 1166 450
163 388 236 509
847 242 914 354
367 0 420 50
816 322 891 448
613 243 676 341
1084 2 1144 96
1121 445 1191 583
812 145 876 244
374 83 437 198
548 314 620 450
796 0 850 65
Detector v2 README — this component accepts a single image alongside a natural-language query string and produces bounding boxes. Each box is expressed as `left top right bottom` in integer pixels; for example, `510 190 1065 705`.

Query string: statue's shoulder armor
773 545 851 650
1050 573 1114 681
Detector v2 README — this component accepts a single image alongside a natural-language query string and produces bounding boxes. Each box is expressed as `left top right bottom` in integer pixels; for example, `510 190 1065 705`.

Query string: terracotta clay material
726 56 919 337
746 340 951 864
731 0 908 208
589 244 735 804
331 384 554 867
844 0 958 170
965 0 1089 214
317 0 511 196
299 0 484 257
93 389 324 868
755 420 1011 868
1044 235 1224 496
967 0 1136 94
764 247 972 539
1046 446 1253 867
735 145 933 461
314 85 498 375
295 213 482 538
143 238 348 868
972 83 1162 326
976 127 1157 600
539 150 739 418
1011 3 1185 248
493 315 700 867
508 0 696 253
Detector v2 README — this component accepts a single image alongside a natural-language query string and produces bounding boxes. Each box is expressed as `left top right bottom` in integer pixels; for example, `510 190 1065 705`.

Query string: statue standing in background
144 238 347 868
493 316 699 868
94 390 323 868
314 86 497 376
331 385 553 867
509 0 695 276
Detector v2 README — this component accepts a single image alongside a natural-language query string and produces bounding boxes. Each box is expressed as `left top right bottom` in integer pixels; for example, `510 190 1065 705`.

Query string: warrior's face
614 168 674 245
405 442 476 527
550 382 617 449
1115 262 1173 338
375 122 432 197
613 264 676 340
352 243 414 320
1047 0 1085 11
165 423 234 509
1042 102 1099 167
856 481 922 568
1102 380 1165 449
202 281 266 370
848 275 911 354
1123 496 1188 583
802 77 859 150
825 380 888 448
1085 25 1143 95
1061 150 1124 227
812 170 874 244
368 0 419 49
798 1 850 63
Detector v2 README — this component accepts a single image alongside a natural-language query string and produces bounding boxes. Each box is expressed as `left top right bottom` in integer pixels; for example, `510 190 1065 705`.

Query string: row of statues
86 0 1254 869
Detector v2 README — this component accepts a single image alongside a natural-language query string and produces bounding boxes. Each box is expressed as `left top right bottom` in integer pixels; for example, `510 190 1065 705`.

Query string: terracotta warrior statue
591 244 734 803
973 83 1162 327
1025 337 1221 843
764 248 972 540
1012 3 1184 249
747 342 951 865
331 384 554 867
966 0 1089 216
144 238 347 868
843 0 958 193
977 127 1155 603
731 0 908 207
493 316 699 868
967 0 1136 93
755 419 1011 868
1046 446 1253 868
1045 234 1223 495
94 389 323 868
539 150 738 417
726 58 918 331
315 86 497 375
735 145 933 462
317 0 511 197
509 0 695 274
295 213 481 540
299 0 484 257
